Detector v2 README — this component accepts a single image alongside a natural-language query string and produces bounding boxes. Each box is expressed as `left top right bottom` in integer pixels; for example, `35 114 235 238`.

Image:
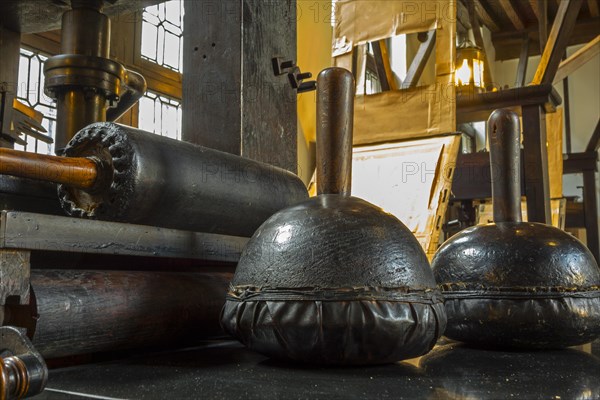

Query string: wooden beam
530 0 540 19
469 1 494 90
532 0 584 85
474 0 500 32
563 151 598 173
553 35 600 83
538 0 548 53
492 17 600 60
589 0 600 17
371 40 397 91
515 35 530 87
585 119 600 152
563 68 573 153
182 0 298 172
401 30 436 89
499 0 525 30
457 0 472 33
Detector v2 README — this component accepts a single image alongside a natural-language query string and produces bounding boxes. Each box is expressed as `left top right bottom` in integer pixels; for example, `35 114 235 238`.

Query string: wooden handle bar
0 148 99 190
316 67 355 196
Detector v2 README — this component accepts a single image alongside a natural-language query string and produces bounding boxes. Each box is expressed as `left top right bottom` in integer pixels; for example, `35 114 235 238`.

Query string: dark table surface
30 339 600 400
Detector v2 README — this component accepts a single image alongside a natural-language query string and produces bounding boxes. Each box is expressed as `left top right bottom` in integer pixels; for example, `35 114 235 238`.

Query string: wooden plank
532 0 585 85
585 119 600 152
499 0 525 30
182 0 298 173
475 0 500 31
515 35 530 87
589 0 600 17
241 0 298 172
1 211 248 262
553 35 600 83
182 0 241 154
522 105 552 223
457 83 561 124
401 30 436 89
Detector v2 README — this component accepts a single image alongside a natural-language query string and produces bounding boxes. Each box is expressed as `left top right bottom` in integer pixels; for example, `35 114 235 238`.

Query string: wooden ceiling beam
492 17 600 59
529 0 549 52
474 0 500 32
457 0 472 33
532 0 584 85
589 0 600 17
499 0 525 30
530 0 540 19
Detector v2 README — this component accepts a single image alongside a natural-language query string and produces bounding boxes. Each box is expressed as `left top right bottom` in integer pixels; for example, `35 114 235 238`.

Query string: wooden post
583 170 599 263
522 105 552 223
182 0 298 173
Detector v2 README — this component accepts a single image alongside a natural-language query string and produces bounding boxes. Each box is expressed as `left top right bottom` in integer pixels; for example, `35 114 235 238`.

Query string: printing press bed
31 339 600 400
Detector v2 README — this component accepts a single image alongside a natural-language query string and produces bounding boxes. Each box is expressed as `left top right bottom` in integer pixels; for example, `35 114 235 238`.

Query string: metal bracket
272 58 317 94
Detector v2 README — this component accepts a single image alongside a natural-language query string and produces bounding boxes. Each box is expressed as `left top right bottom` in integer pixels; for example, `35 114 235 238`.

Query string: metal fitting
0 326 47 400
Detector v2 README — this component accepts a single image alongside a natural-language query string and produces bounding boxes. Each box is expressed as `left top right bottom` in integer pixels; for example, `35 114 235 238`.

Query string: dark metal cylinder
60 8 110 57
316 68 355 196
4 270 232 359
58 123 308 237
488 109 522 223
